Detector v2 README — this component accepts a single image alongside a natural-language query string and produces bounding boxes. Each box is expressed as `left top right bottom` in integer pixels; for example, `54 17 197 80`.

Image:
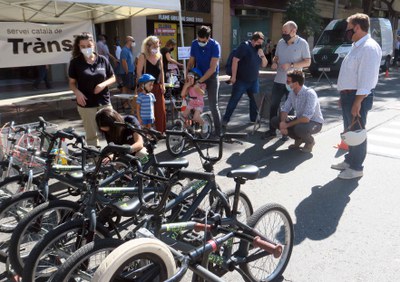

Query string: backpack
225 41 250 76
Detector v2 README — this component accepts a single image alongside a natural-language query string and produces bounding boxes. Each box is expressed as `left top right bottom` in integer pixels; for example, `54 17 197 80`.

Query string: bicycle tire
212 188 254 222
51 238 124 282
9 199 80 276
166 124 186 156
93 238 176 282
199 112 213 139
241 203 294 282
0 189 51 233
0 174 40 203
22 218 111 281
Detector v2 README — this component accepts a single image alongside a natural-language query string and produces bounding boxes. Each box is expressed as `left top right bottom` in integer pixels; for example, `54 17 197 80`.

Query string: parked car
309 18 393 77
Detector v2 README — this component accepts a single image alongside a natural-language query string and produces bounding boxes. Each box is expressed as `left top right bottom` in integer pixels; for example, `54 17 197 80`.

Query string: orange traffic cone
334 140 349 150
385 69 389 78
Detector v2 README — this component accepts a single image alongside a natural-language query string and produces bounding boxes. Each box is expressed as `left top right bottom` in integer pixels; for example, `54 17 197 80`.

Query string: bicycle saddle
227 165 260 180
111 192 155 217
157 158 189 169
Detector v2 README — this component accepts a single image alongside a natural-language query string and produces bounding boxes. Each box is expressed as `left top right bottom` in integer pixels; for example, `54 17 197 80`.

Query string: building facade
0 0 375 98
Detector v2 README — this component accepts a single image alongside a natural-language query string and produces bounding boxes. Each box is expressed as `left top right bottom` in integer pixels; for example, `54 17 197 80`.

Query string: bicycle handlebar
114 121 165 141
165 130 247 163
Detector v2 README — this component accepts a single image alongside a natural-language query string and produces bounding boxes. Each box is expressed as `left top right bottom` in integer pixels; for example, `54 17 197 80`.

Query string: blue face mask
286 84 292 92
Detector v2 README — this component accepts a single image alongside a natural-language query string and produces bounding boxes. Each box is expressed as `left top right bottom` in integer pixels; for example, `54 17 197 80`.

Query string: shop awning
0 0 181 23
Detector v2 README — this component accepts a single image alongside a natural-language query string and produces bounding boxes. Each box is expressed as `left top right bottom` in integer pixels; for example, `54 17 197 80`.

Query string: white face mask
198 41 207 47
151 48 158 55
132 42 136 48
81 47 93 58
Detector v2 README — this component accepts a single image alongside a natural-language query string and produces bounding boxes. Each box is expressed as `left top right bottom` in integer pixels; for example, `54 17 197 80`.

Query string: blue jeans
223 79 259 123
269 82 289 132
340 91 374 171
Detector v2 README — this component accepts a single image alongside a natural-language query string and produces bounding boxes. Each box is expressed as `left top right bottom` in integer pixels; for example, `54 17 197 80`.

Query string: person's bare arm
198 57 218 83
166 52 183 67
69 78 86 106
94 75 116 94
230 57 240 84
130 133 144 153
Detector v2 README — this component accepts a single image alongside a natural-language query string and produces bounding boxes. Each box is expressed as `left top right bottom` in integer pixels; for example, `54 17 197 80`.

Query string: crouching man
270 70 324 153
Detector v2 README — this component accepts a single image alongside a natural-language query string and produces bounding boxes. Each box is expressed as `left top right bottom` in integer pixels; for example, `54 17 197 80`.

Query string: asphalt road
1 68 399 281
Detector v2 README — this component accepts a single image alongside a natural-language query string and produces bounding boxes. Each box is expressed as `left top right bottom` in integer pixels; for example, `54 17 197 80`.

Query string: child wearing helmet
181 68 207 126
136 74 156 129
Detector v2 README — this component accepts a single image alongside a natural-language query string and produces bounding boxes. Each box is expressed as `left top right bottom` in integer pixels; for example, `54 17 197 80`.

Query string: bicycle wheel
166 123 185 156
93 238 176 282
9 199 80 276
241 203 294 282
22 218 111 281
51 238 124 282
199 112 213 139
212 188 254 222
0 189 48 233
0 174 40 202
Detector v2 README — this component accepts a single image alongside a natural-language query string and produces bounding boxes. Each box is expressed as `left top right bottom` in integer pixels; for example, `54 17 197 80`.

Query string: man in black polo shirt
222 32 268 130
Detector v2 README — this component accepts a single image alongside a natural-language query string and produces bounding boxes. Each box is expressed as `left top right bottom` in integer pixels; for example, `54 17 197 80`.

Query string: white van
309 18 393 77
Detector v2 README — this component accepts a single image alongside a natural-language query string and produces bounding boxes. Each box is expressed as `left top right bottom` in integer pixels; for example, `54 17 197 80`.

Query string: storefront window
183 0 211 13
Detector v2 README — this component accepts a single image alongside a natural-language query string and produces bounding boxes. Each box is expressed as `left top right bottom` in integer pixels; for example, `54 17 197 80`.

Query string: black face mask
345 28 355 42
255 44 262 50
170 47 174 52
282 33 292 43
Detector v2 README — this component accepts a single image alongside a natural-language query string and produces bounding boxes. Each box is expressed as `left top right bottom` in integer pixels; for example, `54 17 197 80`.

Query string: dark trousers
223 79 259 124
340 90 373 171
205 76 221 135
33 65 51 88
270 116 322 144
269 82 289 132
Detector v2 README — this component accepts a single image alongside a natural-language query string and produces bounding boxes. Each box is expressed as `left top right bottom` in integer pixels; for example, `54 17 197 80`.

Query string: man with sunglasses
332 13 382 179
187 26 222 135
270 70 323 153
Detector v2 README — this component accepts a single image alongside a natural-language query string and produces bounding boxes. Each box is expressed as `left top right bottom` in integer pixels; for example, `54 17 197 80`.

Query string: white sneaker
331 161 350 171
338 168 363 179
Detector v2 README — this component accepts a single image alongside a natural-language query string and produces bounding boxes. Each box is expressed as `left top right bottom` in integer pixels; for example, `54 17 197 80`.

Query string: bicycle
24 132 252 279
166 97 213 156
6 124 170 277
92 130 293 281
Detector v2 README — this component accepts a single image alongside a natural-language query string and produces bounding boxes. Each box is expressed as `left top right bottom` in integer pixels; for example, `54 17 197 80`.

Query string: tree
284 0 322 38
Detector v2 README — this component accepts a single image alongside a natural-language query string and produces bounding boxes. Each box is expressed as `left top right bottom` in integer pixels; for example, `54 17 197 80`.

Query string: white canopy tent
0 0 181 24
0 0 185 69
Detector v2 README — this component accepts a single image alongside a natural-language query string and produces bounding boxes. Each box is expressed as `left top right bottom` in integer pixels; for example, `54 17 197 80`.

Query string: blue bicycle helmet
188 68 203 80
138 74 156 84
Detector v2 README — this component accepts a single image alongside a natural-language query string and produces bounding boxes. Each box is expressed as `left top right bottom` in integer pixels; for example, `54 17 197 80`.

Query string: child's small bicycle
166 97 212 156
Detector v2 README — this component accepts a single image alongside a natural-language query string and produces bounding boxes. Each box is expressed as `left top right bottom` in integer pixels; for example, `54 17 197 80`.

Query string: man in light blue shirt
332 13 382 179
270 70 323 153
120 36 136 95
